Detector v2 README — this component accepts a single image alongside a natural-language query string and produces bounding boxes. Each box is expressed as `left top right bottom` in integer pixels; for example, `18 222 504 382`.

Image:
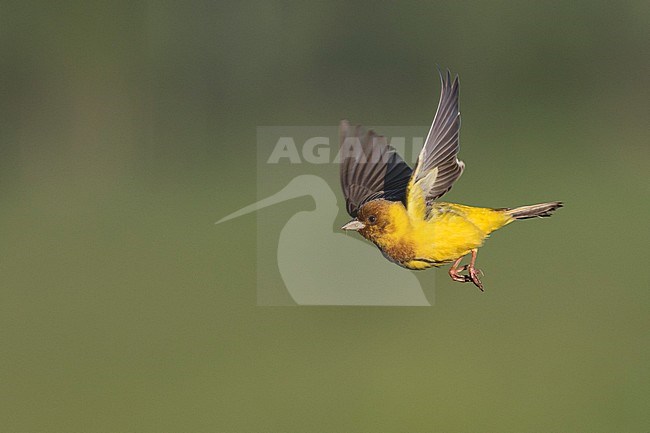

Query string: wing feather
339 120 413 217
407 70 465 214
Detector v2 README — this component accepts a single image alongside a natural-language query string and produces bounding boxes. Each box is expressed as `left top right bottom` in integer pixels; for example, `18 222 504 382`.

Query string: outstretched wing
406 70 464 216
339 120 413 217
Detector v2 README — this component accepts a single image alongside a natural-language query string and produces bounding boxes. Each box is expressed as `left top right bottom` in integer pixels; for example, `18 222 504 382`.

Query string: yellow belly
406 203 512 266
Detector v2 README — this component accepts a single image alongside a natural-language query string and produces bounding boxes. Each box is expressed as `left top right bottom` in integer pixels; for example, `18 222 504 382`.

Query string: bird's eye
368 215 377 224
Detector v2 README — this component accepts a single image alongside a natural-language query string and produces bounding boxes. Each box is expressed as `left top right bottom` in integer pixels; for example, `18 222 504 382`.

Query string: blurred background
1 1 649 431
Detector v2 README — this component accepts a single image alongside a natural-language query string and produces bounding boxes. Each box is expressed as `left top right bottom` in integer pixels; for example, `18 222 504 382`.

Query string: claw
449 269 468 282
448 257 467 282
468 266 484 291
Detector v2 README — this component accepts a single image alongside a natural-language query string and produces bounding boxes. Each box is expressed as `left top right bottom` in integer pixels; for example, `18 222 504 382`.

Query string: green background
2 1 649 431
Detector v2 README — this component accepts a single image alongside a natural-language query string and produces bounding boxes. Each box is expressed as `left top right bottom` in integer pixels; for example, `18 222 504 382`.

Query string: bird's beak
341 219 365 231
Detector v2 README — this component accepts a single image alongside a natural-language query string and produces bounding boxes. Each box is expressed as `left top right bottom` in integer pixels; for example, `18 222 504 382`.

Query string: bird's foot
467 266 484 291
448 250 485 291
449 264 484 291
449 265 468 283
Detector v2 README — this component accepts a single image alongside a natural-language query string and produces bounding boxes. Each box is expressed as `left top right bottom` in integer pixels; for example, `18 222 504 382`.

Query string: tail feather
505 201 563 220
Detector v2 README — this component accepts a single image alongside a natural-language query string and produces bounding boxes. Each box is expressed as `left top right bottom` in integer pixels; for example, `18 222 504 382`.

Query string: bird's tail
505 201 563 220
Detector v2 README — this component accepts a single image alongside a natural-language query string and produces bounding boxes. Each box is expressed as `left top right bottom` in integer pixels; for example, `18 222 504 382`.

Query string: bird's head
341 199 402 242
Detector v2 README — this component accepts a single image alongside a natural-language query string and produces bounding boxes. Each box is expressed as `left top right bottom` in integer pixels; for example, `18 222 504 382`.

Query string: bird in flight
339 70 562 291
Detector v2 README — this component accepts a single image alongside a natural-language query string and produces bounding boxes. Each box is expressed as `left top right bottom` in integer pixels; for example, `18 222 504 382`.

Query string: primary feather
339 69 464 219
406 70 465 219
339 121 412 217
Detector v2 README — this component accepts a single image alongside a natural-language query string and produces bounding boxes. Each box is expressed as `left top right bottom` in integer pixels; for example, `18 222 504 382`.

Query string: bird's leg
448 257 468 283
467 249 484 291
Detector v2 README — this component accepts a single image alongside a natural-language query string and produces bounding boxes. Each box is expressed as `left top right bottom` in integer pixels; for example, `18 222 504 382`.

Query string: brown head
340 199 403 243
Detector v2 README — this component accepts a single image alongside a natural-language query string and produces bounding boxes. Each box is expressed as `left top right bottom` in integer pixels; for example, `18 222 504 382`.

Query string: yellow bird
340 70 562 290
